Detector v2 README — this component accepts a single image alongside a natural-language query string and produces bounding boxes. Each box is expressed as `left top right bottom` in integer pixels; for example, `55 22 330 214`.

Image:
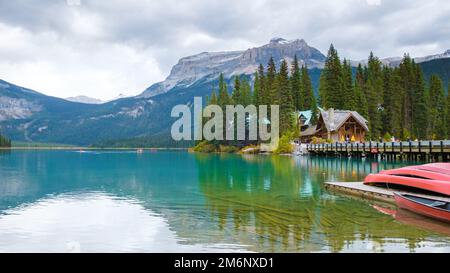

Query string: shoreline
0 147 189 151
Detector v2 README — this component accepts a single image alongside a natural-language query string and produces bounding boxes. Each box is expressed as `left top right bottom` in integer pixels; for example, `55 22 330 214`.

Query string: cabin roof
297 110 313 125
300 126 318 137
319 108 369 132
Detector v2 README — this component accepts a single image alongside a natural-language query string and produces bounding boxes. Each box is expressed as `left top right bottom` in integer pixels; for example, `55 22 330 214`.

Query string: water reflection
0 191 247 253
0 151 448 252
195 154 450 252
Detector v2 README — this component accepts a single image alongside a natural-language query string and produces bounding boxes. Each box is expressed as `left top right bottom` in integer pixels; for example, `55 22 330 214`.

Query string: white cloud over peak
0 0 449 100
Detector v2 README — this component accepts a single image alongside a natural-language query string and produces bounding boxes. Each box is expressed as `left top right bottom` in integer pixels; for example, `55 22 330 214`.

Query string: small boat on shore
364 163 450 196
394 193 450 223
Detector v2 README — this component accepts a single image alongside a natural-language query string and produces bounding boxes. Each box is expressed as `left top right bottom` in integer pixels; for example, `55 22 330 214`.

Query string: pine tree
267 57 278 104
365 52 384 138
447 87 450 138
428 75 446 139
217 73 230 107
291 55 302 110
300 66 313 108
382 66 402 137
411 65 428 140
318 72 327 107
318 44 343 109
398 54 415 138
354 64 369 118
341 59 356 110
209 89 218 105
277 60 294 134
257 64 267 105
0 131 11 148
253 72 261 106
300 65 317 123
231 76 241 104
240 78 252 107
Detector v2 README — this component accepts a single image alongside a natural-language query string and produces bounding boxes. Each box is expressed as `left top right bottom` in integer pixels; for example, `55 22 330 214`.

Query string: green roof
298 110 313 125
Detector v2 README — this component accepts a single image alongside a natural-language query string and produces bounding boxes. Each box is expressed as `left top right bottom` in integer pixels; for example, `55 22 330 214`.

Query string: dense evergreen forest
199 44 450 152
318 45 449 140
0 133 11 148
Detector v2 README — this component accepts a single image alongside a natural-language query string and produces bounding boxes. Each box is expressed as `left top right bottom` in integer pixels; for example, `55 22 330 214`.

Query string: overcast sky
0 0 449 100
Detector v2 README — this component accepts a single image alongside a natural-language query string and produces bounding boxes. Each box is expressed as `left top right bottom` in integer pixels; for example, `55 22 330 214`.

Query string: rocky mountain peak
269 37 288 44
140 38 326 98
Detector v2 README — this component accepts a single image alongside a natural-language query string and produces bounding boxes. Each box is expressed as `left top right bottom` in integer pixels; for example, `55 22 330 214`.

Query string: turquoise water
0 150 449 253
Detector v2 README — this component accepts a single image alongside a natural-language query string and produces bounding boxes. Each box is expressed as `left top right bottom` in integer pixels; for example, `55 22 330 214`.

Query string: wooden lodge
299 108 369 143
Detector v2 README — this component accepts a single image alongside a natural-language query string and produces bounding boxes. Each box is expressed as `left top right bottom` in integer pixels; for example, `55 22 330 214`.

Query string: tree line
0 133 11 148
202 44 450 151
319 44 450 140
198 55 317 152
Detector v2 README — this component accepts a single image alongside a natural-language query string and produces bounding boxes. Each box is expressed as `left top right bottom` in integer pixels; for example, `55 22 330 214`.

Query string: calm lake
0 150 449 252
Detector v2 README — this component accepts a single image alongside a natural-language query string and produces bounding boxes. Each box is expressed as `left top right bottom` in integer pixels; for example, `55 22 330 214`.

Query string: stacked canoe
364 163 450 196
364 163 450 222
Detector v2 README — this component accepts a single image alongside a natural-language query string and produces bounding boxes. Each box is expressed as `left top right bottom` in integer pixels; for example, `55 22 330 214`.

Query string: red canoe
380 167 450 181
364 163 450 196
364 173 450 196
416 163 450 176
394 193 450 223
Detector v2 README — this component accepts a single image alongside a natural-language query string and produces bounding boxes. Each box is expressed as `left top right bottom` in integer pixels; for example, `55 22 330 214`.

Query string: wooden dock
307 140 450 161
324 181 450 204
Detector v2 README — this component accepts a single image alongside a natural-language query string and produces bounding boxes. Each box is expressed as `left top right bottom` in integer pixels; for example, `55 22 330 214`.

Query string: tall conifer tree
267 57 278 104
300 65 317 123
411 65 428 139
341 59 356 110
382 66 402 137
258 64 267 105
231 76 241 104
278 60 294 134
319 44 343 109
217 73 230 107
291 55 302 110
428 75 446 139
354 64 369 118
447 87 450 138
365 52 384 138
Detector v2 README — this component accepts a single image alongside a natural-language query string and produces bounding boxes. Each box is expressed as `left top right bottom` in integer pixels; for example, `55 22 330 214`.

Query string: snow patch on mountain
65 95 104 104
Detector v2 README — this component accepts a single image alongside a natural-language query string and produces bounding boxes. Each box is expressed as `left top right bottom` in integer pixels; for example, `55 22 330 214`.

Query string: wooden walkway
307 140 450 161
324 181 450 204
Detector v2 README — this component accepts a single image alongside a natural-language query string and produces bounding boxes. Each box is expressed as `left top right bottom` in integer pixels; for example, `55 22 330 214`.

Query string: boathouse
300 108 369 142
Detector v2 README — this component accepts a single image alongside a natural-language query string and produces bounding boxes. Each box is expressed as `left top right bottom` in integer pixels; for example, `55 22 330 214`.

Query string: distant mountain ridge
141 38 449 99
352 49 450 67
1 38 450 146
140 38 326 98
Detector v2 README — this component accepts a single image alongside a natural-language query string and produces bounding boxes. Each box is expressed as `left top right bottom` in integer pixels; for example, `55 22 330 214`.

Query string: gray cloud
0 0 449 100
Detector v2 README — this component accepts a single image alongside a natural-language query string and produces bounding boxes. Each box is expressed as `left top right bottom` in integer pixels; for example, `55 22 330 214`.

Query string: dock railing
306 140 450 161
